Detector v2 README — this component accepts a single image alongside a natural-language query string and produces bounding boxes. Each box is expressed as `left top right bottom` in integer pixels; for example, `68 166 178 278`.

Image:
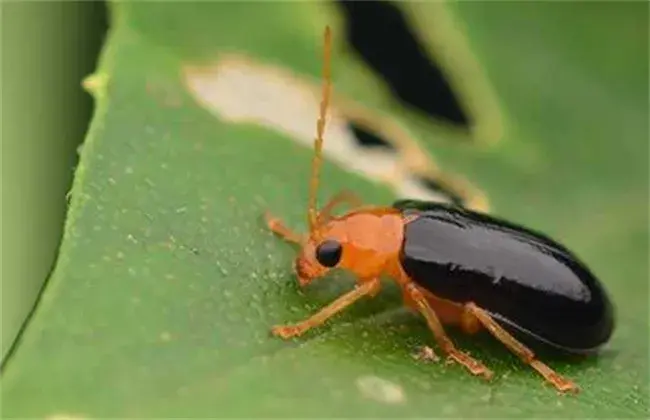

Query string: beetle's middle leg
317 190 363 224
464 302 579 394
403 283 494 380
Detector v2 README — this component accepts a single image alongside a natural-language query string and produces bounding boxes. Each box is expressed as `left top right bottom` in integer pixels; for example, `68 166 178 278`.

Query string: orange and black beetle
264 26 614 394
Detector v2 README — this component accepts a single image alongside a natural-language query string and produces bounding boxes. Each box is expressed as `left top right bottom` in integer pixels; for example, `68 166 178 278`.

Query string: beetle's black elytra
393 199 615 354
316 240 342 267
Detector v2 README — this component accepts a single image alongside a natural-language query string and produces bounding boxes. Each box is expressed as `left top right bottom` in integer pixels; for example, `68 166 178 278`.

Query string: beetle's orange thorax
314 208 405 279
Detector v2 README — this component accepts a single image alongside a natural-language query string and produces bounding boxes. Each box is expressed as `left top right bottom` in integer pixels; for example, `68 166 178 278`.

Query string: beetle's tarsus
271 324 303 339
446 351 494 380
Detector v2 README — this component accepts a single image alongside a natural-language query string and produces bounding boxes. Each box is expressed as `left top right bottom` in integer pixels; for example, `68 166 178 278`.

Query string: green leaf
2 2 648 417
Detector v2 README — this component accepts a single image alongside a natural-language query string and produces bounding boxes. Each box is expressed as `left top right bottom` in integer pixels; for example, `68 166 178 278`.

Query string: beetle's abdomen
394 200 614 354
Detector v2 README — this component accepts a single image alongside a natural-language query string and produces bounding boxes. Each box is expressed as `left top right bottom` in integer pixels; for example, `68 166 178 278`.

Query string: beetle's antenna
308 25 332 232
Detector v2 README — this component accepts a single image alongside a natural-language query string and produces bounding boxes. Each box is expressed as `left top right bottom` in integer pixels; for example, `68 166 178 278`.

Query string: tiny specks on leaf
480 388 495 403
159 331 172 342
175 385 190 397
355 375 406 405
217 263 229 276
442 404 459 416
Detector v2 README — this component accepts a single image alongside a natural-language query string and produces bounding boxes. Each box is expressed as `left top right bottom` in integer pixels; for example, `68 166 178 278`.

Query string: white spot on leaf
355 375 406 404
182 56 451 204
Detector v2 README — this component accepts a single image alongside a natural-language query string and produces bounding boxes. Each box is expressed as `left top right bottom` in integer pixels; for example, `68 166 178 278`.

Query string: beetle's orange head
294 209 404 287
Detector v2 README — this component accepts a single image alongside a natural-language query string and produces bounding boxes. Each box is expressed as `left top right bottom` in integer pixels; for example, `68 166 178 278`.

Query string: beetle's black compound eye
315 240 342 268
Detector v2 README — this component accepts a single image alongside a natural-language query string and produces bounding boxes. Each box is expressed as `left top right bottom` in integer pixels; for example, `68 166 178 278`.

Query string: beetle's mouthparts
294 258 315 287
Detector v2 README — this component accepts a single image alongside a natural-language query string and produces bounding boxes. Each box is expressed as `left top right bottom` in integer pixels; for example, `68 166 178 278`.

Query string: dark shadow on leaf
348 121 397 150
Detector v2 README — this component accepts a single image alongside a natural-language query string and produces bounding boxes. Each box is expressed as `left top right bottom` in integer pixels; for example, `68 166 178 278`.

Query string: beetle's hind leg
264 211 304 244
404 284 494 380
464 302 579 394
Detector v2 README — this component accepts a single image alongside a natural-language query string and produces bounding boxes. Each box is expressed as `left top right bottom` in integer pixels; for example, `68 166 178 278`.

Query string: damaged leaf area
2 2 648 418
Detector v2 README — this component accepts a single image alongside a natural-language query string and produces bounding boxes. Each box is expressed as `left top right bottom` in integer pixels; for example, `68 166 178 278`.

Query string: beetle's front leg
264 211 304 245
272 278 381 339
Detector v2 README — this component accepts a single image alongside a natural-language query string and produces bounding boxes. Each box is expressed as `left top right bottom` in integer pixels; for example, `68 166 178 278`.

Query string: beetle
264 26 614 394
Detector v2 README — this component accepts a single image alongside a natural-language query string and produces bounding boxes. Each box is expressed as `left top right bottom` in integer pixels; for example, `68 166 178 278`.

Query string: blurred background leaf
2 1 648 418
1 1 106 364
